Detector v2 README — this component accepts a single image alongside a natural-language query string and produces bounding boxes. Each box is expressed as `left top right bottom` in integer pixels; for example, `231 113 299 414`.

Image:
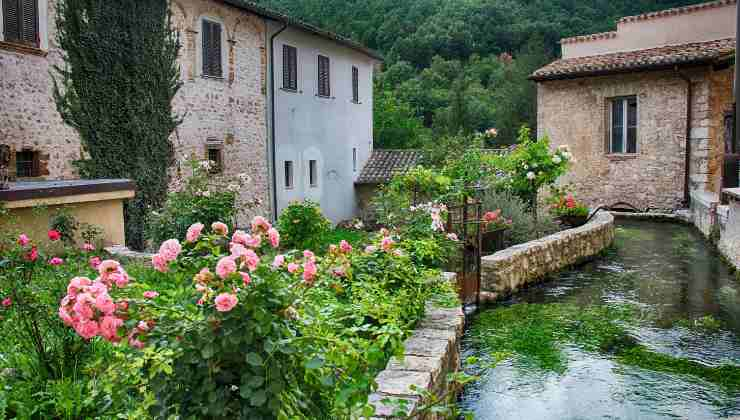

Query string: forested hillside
255 0 703 147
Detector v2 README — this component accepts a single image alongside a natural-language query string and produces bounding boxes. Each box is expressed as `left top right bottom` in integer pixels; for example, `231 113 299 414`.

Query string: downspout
676 67 693 207
269 22 288 221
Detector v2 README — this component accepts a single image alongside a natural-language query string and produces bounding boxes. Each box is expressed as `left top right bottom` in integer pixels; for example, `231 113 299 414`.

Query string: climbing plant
52 0 182 250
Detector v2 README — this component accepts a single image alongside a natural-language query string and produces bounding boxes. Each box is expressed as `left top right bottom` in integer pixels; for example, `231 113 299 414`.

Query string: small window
15 150 39 177
609 96 637 154
352 148 357 172
309 160 318 187
317 55 330 97
202 19 223 78
352 66 359 103
207 147 223 173
282 45 298 91
284 160 294 189
3 0 39 47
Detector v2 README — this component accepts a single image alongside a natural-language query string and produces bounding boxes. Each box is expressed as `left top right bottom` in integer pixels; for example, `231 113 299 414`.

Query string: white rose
552 155 562 164
526 172 536 180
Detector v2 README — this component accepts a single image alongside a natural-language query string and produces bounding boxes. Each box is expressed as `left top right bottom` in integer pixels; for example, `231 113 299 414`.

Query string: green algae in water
469 302 740 390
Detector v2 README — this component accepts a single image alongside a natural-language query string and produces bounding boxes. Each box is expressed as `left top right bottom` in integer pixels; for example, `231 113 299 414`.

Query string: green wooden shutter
20 0 38 45
3 0 22 43
318 55 330 97
283 45 297 90
202 20 222 77
352 66 359 103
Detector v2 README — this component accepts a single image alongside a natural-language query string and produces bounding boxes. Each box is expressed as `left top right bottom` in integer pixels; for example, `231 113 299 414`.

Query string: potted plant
481 209 512 254
548 187 590 228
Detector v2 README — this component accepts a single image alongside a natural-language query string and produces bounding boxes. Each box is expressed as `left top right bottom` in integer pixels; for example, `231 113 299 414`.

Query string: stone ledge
481 211 615 298
367 273 464 419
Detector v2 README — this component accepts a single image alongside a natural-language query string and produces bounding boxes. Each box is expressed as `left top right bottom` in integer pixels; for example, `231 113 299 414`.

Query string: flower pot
481 228 506 255
558 215 588 228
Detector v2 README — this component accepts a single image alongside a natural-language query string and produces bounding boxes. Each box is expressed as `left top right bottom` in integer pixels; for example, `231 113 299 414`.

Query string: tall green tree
53 0 182 250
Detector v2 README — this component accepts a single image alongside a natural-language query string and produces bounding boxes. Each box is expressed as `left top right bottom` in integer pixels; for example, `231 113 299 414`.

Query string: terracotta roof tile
618 0 736 25
356 150 424 185
531 38 735 81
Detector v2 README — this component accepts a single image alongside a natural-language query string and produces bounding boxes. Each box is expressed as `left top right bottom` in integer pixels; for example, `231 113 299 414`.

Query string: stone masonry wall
537 68 728 212
368 274 465 420
0 0 270 222
481 212 614 298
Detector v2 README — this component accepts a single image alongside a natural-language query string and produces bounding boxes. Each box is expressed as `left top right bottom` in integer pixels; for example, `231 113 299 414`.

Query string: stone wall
481 212 615 298
537 67 732 212
0 0 271 221
719 190 740 270
368 273 465 420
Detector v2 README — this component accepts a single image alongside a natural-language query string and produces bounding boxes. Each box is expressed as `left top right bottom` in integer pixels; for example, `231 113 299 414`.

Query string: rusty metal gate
446 197 484 306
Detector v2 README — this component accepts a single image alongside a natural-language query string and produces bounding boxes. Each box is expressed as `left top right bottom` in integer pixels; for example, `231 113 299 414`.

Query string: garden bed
480 211 615 300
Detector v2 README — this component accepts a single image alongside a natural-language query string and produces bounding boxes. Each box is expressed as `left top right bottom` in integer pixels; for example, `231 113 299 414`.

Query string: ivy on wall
52 0 182 250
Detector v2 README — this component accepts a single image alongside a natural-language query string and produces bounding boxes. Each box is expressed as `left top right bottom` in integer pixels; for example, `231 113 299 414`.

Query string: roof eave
220 0 384 61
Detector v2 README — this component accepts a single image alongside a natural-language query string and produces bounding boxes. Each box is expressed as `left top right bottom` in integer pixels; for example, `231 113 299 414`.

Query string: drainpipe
735 2 739 159
269 22 288 221
676 67 693 207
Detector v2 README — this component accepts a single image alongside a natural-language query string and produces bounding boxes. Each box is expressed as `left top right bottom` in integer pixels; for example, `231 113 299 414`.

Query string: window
309 160 318 187
201 18 222 78
15 150 39 177
352 66 359 103
609 96 637 154
317 55 330 97
352 148 357 172
284 160 293 189
3 0 39 46
282 45 297 91
206 143 223 173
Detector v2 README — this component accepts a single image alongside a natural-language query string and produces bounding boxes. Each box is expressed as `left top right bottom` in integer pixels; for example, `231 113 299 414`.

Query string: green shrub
277 201 332 251
482 189 558 246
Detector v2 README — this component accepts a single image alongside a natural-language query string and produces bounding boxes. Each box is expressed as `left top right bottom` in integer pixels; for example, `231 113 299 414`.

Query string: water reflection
460 221 740 419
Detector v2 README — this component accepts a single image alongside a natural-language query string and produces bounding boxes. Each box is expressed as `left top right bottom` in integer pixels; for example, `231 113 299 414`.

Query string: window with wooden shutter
15 150 39 177
608 96 638 154
282 45 297 91
3 0 39 47
201 19 222 78
352 66 359 103
317 55 330 97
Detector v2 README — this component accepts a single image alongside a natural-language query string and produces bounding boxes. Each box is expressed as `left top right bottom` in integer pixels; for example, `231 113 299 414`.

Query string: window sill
281 88 301 94
0 41 47 57
606 153 638 161
351 100 362 105
315 95 335 100
201 75 225 81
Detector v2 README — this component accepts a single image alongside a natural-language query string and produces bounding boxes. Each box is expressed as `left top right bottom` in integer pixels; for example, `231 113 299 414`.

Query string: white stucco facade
267 23 378 223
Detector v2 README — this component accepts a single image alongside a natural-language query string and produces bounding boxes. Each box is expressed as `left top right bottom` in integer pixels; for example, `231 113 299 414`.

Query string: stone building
532 0 736 214
0 0 380 224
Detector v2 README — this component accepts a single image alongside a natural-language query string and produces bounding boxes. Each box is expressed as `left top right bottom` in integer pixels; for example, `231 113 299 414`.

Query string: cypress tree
53 0 182 250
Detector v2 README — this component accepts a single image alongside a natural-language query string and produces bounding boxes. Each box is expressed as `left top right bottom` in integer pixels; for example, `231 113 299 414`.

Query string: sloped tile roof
531 38 735 81
618 0 736 25
355 150 424 185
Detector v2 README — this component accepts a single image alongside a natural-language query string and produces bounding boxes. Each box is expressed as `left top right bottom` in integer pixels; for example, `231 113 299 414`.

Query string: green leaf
201 344 215 359
246 352 263 367
250 389 267 407
305 357 324 370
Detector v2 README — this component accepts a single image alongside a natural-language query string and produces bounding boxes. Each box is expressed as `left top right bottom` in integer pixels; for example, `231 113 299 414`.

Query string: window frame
197 15 226 79
352 148 357 172
317 55 331 98
1 0 48 51
308 159 318 188
282 44 298 92
284 160 294 189
15 149 39 178
608 95 638 155
351 66 359 103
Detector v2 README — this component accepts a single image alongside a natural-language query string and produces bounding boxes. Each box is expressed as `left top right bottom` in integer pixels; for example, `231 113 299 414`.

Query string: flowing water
459 221 740 419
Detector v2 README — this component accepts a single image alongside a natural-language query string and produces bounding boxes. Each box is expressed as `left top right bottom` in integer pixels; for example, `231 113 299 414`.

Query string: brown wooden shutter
352 66 359 103
202 20 222 77
282 45 297 90
3 0 22 43
20 0 38 45
318 55 330 97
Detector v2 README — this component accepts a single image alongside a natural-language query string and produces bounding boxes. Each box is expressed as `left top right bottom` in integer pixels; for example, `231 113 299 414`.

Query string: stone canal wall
368 273 465 419
481 211 615 299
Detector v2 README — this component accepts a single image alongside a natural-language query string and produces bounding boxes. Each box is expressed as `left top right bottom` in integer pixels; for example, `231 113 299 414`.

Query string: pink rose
381 236 395 252
158 239 182 262
245 234 262 249
287 263 300 273
73 296 94 320
87 281 108 296
95 293 116 315
128 336 145 349
98 260 121 277
231 230 250 246
137 320 151 332
110 270 129 288
152 254 169 273
214 293 238 312
303 260 318 283
48 230 61 242
17 234 30 246
58 306 73 325
82 243 95 252
216 257 237 279
272 255 285 268
100 316 123 342
251 216 272 233
24 247 38 262
230 243 249 259
212 222 229 236
67 277 92 296
1 297 11 308
365 245 377 253
49 257 64 266
303 250 315 261
242 249 260 272
339 240 352 254
240 272 251 286
186 223 205 243
143 291 159 299
89 257 102 270
76 320 100 340
268 228 280 248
